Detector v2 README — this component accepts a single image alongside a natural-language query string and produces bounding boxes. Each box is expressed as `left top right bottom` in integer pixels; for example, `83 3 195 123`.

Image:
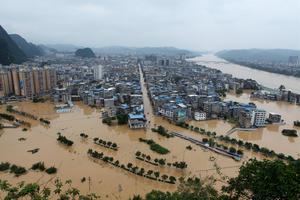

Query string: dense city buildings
0 66 56 98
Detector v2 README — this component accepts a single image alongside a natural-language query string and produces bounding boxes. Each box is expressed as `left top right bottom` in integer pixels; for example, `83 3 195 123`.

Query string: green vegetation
282 129 298 137
39 118 50 125
143 177 218 200
133 159 300 200
88 149 176 184
0 26 27 65
57 133 74 146
2 159 300 200
0 178 99 199
186 145 192 150
32 97 45 103
75 48 95 58
178 123 295 161
93 137 118 150
151 125 173 138
235 88 243 95
216 89 227 97
31 162 46 171
16 119 31 127
102 117 112 125
294 120 300 127
135 151 187 169
6 105 38 120
45 167 57 174
139 138 170 154
223 159 300 199
0 113 15 121
116 114 128 125
80 133 89 138
0 162 10 171
102 114 129 125
9 164 27 176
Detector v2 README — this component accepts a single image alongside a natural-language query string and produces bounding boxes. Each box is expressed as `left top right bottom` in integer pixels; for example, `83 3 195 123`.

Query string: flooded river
189 54 300 93
0 62 299 199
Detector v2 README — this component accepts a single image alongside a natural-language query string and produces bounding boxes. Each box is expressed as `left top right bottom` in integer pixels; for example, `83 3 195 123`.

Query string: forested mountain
75 48 96 58
10 34 44 57
0 25 27 65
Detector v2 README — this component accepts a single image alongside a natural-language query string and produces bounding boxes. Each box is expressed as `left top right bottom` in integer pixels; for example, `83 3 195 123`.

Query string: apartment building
0 67 57 98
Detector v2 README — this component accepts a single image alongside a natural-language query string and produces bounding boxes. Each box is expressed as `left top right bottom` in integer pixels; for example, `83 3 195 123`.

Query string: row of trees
6 105 38 120
6 105 51 126
202 138 244 156
31 162 57 174
151 125 173 138
0 113 32 128
93 137 118 150
87 149 176 184
218 135 295 161
0 113 15 121
39 118 50 125
0 161 58 177
0 162 26 176
179 123 296 161
139 138 170 154
16 119 31 127
57 133 74 146
135 151 187 169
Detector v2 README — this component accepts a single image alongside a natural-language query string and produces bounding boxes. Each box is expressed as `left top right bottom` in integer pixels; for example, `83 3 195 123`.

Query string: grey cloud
0 0 299 51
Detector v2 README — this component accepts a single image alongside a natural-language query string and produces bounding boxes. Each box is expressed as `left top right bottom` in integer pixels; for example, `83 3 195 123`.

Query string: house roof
128 113 145 120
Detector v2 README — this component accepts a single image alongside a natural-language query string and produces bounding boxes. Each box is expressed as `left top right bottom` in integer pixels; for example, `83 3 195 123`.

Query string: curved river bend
189 54 300 94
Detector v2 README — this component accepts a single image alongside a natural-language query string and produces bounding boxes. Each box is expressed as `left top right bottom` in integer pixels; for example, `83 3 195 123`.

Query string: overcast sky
0 0 299 51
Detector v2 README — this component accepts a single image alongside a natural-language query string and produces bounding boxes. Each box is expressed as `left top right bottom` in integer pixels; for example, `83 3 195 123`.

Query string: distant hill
38 44 58 55
46 44 82 52
44 44 198 56
216 49 300 63
10 34 44 58
75 48 96 58
0 25 27 65
93 46 197 56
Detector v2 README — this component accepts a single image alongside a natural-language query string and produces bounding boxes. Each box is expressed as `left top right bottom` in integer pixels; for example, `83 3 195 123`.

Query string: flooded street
0 68 240 199
189 54 300 158
0 62 299 199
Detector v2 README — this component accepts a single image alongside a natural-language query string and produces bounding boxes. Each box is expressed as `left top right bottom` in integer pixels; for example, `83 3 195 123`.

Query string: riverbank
189 54 300 93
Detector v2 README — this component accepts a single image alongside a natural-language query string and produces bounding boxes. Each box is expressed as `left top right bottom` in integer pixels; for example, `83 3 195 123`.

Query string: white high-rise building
93 65 103 80
251 109 266 127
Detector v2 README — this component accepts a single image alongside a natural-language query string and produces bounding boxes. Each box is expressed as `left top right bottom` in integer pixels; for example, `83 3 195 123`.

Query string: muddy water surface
0 66 299 199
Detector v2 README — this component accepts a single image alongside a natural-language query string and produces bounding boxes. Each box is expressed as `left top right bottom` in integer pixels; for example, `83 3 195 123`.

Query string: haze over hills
44 44 198 56
93 46 197 56
216 49 300 63
0 25 27 65
0 24 198 65
216 49 300 78
10 34 44 58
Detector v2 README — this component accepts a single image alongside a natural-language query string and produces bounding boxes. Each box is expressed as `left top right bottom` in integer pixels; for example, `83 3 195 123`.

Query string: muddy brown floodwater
0 66 298 199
